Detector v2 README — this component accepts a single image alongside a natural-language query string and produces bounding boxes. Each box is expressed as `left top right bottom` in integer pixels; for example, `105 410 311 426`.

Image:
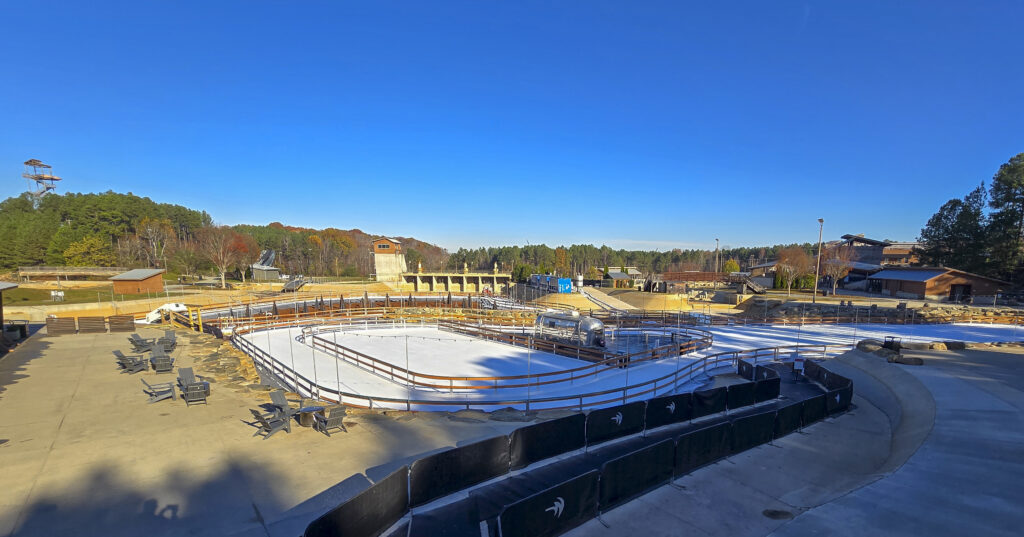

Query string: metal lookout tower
22 159 62 202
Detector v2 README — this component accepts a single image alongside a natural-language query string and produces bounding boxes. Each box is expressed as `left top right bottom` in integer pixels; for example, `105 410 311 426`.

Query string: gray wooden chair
114 350 148 374
151 352 174 374
128 334 155 352
269 390 298 419
141 378 176 403
312 406 348 436
158 330 177 351
182 383 208 406
250 408 291 439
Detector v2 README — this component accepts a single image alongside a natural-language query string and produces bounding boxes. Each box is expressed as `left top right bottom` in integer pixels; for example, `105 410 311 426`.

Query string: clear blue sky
2 1 1022 252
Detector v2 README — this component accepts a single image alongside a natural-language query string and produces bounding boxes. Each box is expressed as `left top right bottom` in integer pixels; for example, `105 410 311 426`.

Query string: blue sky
2 1 1022 251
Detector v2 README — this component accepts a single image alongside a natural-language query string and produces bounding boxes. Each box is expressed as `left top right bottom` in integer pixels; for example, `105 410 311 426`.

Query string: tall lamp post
812 218 824 304
714 238 720 290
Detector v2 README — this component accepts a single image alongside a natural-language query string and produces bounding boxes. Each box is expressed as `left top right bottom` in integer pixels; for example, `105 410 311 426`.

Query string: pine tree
917 184 988 274
987 153 1024 279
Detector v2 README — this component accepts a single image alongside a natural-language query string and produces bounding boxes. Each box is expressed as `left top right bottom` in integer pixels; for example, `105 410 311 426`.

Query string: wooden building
881 242 921 266
109 269 166 294
867 267 1008 301
371 238 402 255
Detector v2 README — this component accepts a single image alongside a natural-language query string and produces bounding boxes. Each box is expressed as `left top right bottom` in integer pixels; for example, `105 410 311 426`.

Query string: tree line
918 153 1024 283
0 191 449 286
445 243 818 282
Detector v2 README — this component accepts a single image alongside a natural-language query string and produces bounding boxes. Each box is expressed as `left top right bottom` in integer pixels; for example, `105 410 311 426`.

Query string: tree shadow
0 335 52 400
12 459 289 537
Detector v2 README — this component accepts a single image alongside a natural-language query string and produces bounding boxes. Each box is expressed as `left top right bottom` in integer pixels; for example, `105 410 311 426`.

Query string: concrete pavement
0 328 528 537
564 347 1024 537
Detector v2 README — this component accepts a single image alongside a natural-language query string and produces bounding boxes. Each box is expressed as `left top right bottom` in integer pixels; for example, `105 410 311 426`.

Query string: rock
857 339 883 352
900 342 931 351
943 341 967 350
894 355 924 366
929 342 948 350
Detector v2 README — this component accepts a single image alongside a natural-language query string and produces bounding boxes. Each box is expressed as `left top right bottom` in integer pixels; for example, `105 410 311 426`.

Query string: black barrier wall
303 466 409 537
737 359 755 380
586 401 646 446
803 360 823 383
802 393 827 426
727 382 756 410
754 377 781 403
774 401 804 438
826 386 853 415
674 422 732 476
498 471 600 537
409 436 510 507
644 393 692 431
731 411 776 454
304 354 850 537
510 413 586 470
754 364 780 382
692 387 727 418
599 438 675 511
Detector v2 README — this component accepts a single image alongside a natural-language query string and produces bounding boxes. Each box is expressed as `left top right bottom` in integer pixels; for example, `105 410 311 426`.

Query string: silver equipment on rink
533 310 606 347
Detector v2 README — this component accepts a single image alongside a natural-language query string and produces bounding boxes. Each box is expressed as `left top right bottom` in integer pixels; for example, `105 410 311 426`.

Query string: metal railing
285 319 713 393
231 331 848 412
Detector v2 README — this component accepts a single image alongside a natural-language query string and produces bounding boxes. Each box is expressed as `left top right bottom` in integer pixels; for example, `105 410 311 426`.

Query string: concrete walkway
564 347 1024 537
0 328 526 537
772 347 1024 536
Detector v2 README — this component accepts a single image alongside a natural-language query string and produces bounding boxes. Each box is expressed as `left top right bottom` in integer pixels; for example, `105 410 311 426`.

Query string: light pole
812 218 824 304
714 238 720 290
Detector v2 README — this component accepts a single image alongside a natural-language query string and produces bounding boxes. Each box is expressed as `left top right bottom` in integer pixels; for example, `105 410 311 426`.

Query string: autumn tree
722 259 740 273
170 240 205 281
198 226 250 288
776 246 811 296
137 217 176 268
821 245 853 294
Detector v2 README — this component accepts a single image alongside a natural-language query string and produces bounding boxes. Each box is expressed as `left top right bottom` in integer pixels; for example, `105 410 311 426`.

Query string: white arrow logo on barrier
611 412 623 426
835 393 841 404
546 497 565 518
666 402 676 414
763 370 770 379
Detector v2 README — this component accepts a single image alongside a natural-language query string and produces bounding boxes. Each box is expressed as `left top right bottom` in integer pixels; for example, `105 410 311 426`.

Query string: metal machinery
534 310 605 347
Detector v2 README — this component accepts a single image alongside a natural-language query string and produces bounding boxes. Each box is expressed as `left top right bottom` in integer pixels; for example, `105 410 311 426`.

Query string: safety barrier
294 319 714 394
234 323 847 412
303 357 858 537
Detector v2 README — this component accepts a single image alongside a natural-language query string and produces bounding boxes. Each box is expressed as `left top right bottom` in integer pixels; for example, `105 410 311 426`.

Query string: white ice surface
241 322 1021 410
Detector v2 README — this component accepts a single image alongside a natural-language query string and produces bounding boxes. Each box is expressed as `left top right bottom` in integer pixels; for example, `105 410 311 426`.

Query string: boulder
857 339 883 352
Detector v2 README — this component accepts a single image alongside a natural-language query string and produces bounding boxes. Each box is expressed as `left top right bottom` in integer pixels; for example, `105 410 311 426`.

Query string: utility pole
813 218 824 304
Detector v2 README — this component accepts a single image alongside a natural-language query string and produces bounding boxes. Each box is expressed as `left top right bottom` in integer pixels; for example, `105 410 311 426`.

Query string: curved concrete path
565 346 1024 537
772 347 1024 537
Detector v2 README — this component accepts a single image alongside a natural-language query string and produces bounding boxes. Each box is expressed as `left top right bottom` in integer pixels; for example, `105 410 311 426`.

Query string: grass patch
1 286 160 307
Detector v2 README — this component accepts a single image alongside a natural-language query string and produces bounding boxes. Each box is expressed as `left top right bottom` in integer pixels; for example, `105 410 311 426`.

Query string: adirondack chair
269 390 298 419
182 383 208 406
312 406 348 436
250 408 291 439
150 351 175 374
141 378 176 404
128 334 156 353
158 330 177 351
114 350 147 374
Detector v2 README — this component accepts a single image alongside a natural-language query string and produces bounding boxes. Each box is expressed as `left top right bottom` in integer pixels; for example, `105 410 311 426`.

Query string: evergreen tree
987 153 1024 279
917 184 989 273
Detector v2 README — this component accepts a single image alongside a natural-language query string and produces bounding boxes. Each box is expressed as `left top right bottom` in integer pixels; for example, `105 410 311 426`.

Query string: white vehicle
142 303 189 324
